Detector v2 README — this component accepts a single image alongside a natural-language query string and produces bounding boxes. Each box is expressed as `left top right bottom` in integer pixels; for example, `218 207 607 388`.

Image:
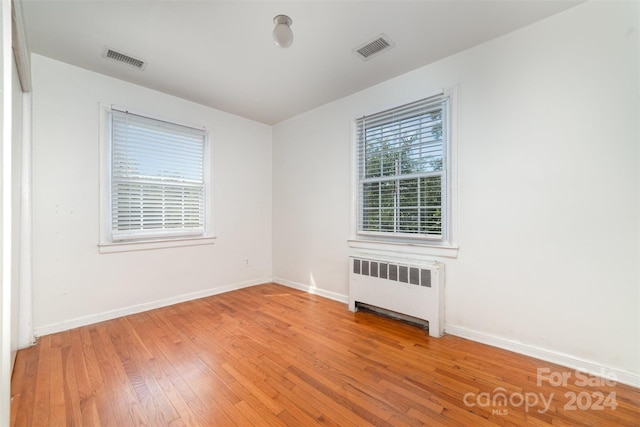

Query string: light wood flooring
10 283 640 426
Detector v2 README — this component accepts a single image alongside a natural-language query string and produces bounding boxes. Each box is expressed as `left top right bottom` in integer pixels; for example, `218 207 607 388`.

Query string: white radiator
348 257 445 338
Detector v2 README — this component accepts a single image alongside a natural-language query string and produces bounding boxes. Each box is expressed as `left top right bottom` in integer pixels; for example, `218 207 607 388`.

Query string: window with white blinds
109 110 207 241
356 94 448 240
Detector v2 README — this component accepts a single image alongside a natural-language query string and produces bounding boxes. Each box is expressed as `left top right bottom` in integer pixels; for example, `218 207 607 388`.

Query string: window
355 94 449 241
105 108 208 243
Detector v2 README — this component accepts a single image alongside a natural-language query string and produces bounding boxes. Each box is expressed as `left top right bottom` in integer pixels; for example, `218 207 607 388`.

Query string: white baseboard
272 280 640 388
272 277 349 304
31 277 640 389
445 324 640 388
33 277 270 337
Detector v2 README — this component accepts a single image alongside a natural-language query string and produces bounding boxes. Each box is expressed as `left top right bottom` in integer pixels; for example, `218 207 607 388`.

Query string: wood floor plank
68 328 101 427
106 317 183 426
124 313 203 427
144 316 236 425
11 283 640 426
57 332 83 426
9 344 38 427
78 326 116 427
89 324 150 427
31 335 51 426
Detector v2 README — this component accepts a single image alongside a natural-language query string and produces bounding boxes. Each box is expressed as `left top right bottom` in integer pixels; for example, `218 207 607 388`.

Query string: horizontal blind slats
110 110 207 240
356 95 446 238
357 94 445 125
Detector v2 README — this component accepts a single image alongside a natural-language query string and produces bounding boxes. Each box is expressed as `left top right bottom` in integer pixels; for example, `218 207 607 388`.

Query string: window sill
347 238 459 260
99 236 216 254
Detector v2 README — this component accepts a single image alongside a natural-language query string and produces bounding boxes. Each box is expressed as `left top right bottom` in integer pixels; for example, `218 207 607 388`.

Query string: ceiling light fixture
273 15 293 48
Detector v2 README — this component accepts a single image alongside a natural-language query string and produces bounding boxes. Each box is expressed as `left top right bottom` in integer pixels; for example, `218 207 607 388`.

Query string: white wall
273 1 639 382
31 54 272 334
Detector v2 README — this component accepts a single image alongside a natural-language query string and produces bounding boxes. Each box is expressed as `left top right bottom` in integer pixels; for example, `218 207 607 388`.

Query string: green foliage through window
357 96 447 238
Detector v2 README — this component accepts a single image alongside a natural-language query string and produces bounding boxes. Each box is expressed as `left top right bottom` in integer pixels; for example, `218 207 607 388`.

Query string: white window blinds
356 94 448 239
109 110 207 241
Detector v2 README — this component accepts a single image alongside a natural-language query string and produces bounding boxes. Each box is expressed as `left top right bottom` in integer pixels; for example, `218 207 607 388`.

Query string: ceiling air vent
102 47 146 70
354 34 394 61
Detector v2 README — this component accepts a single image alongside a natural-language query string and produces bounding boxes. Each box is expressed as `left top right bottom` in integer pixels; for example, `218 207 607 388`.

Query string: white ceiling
21 0 582 125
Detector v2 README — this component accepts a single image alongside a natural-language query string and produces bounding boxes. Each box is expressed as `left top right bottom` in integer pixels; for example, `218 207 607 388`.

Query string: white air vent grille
103 47 146 70
354 34 394 60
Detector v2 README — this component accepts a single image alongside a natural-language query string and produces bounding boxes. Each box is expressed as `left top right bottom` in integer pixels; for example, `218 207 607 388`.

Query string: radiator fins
352 258 431 288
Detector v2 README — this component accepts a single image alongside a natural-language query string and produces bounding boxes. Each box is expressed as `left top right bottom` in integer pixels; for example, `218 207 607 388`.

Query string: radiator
348 257 445 338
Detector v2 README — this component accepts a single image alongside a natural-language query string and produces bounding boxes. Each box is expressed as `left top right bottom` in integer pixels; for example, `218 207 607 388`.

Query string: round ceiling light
273 15 293 48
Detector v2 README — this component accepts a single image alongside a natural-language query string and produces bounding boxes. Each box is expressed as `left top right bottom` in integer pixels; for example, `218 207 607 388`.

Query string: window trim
349 88 458 259
98 103 215 253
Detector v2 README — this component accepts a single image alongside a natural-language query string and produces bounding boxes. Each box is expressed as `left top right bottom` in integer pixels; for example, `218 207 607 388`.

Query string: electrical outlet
244 258 249 267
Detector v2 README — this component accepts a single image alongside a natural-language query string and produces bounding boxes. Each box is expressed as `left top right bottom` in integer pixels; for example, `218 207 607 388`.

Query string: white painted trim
33 277 270 337
98 103 215 252
98 103 110 245
274 279 640 388
29 272 640 390
446 86 459 248
110 104 207 132
348 88 460 257
272 280 640 387
445 324 640 388
11 0 31 92
33 278 348 338
98 236 216 254
18 91 33 348
272 277 349 304
1 1 13 424
348 239 459 260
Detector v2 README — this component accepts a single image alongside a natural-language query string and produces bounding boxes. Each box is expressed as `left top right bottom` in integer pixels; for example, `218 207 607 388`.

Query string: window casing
355 94 449 242
106 109 208 243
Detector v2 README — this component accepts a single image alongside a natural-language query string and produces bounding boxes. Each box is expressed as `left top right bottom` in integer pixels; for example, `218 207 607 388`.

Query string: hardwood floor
10 283 640 426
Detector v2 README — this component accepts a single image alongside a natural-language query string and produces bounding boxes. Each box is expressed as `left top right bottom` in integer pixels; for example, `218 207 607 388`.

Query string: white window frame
349 89 458 259
98 104 215 253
